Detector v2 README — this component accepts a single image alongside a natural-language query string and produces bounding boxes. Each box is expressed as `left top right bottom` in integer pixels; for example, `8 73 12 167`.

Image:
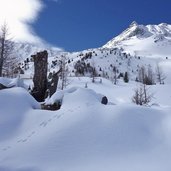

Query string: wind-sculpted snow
0 82 171 171
0 87 40 140
46 87 104 106
0 77 28 89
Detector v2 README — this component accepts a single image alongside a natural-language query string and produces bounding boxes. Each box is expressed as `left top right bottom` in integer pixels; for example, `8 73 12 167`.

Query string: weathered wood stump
31 51 48 102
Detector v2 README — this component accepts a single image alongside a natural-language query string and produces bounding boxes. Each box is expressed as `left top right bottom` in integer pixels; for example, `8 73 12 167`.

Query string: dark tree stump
31 51 48 102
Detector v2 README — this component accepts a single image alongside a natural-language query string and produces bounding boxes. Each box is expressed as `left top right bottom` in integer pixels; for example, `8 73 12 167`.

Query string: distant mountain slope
14 42 63 60
15 44 171 84
103 21 171 58
11 22 171 84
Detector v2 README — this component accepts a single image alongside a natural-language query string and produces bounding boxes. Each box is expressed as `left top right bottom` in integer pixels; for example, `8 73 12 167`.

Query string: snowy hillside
9 21 171 86
20 46 171 87
13 23 171 86
1 21 171 171
103 21 171 58
13 22 171 61
0 77 171 171
14 42 63 60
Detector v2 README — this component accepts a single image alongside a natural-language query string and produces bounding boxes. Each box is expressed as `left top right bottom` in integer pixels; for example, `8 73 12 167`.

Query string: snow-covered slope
0 78 171 171
11 22 171 86
14 42 63 60
103 22 171 58
12 22 171 61
1 20 171 171
19 45 171 87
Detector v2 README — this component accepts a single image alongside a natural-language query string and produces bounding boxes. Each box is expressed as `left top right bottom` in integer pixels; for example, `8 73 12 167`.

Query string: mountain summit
103 22 171 58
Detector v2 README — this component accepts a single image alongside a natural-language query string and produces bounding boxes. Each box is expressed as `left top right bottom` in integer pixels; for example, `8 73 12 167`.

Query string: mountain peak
159 23 168 26
129 21 138 27
102 22 171 57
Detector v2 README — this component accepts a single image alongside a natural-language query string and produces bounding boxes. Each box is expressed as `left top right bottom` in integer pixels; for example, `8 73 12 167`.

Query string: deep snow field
0 77 171 171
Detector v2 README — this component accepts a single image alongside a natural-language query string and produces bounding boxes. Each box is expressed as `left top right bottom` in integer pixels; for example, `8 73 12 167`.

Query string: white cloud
0 0 56 46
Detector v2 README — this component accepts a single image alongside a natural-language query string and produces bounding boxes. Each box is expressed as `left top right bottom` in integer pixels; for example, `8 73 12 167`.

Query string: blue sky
0 0 170 51
28 0 171 51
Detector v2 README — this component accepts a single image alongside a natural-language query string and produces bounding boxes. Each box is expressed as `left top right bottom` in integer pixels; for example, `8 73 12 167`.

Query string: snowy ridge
13 22 171 61
103 22 171 58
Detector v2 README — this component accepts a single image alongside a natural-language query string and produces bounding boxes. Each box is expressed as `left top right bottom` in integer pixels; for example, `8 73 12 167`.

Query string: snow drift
0 77 27 89
0 87 40 141
0 84 171 171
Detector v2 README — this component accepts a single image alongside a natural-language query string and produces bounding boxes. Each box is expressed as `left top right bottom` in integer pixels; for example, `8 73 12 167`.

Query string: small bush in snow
132 84 153 106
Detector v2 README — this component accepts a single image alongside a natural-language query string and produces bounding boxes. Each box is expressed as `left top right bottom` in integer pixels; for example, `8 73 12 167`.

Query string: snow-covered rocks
45 87 106 107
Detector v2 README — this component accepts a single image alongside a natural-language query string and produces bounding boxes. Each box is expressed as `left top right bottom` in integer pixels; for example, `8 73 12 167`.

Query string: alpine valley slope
14 22 171 60
14 22 171 85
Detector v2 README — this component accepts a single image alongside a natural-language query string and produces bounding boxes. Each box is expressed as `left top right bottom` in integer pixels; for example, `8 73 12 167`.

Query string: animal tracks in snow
2 146 11 151
17 131 36 144
39 121 47 127
1 110 73 152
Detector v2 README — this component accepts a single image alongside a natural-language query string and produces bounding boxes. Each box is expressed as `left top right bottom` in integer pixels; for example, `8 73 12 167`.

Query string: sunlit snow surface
0 77 171 171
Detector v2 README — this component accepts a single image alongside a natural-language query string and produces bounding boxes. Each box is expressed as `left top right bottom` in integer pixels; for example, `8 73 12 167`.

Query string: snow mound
0 87 40 141
46 87 104 106
0 78 171 171
0 100 171 171
0 77 27 89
